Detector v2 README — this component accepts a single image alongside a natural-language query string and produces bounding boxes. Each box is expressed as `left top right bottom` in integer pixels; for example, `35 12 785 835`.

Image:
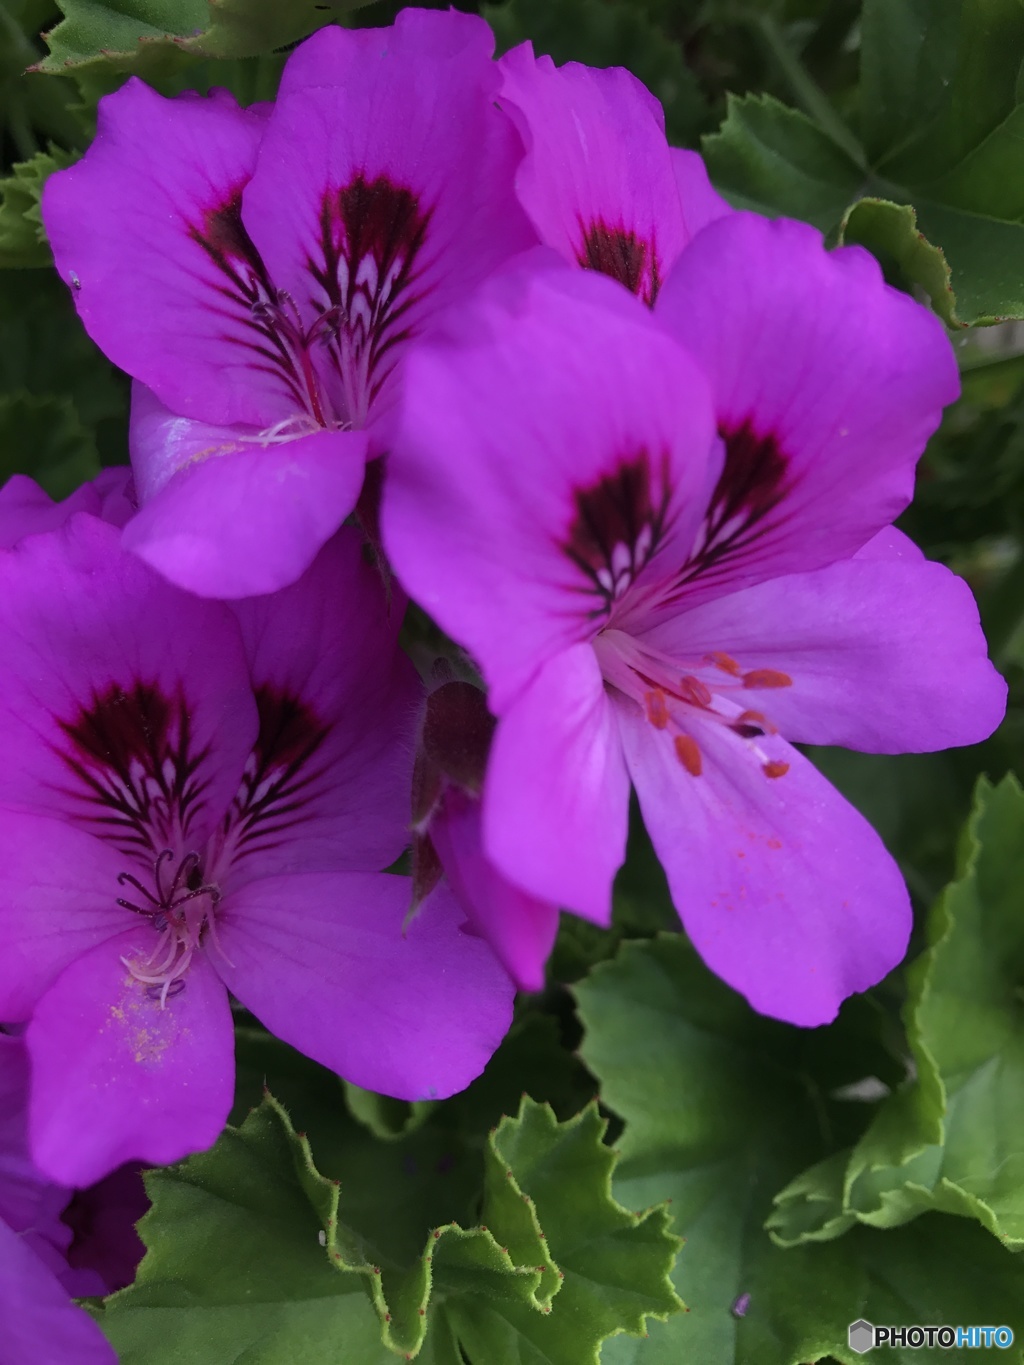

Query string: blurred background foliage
3 2 1024 1362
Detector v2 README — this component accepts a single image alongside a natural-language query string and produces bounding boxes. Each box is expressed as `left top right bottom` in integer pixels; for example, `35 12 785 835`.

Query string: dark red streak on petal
227 685 330 854
564 451 672 616
310 173 432 410
577 221 660 306
674 420 790 592
53 681 211 856
189 188 311 413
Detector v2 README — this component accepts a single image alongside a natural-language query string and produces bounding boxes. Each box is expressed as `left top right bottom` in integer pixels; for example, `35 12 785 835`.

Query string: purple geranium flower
382 220 1007 1025
0 1033 116 1365
42 8 534 599
496 42 730 304
0 514 513 1187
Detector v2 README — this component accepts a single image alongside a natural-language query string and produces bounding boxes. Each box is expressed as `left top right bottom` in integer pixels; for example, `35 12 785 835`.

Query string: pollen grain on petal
674 733 702 776
742 669 792 689
763 760 790 779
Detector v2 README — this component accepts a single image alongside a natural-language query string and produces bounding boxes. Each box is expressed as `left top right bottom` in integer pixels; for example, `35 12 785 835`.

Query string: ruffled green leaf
702 0 1024 324
102 1040 679 1364
771 775 1024 1251
578 935 1024 1363
35 0 373 81
0 145 79 268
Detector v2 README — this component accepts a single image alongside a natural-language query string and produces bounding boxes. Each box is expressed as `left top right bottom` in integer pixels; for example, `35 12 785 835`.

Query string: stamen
674 734 703 776
742 669 792 689
679 675 713 708
645 689 670 729
115 849 220 1007
763 760 790 779
708 652 743 677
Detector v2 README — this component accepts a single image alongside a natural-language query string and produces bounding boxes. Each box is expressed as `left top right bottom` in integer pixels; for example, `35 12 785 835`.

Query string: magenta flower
382 218 1007 1025
0 1034 116 1365
497 42 730 304
412 674 559 992
42 8 534 599
0 515 513 1186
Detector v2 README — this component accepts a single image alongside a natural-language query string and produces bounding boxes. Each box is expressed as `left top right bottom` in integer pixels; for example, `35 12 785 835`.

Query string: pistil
115 850 222 1007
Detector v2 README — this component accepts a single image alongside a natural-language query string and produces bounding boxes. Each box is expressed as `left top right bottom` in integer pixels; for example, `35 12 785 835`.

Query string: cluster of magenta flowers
1 6 1008 1354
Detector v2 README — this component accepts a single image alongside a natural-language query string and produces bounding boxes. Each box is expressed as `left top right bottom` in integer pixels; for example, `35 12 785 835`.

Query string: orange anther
743 669 792 689
674 734 703 776
736 707 778 736
763 760 790 779
645 689 670 729
679 675 713 707
708 651 742 677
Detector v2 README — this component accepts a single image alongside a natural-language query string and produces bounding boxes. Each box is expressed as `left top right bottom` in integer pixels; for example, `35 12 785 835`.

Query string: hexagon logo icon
848 1320 875 1354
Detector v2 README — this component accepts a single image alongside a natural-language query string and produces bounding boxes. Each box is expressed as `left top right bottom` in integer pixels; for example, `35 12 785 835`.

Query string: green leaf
702 91 862 231
99 1095 396 1365
482 0 711 147
577 936 1024 1363
602 1213 1024 1365
860 0 1024 181
839 198 958 326
0 269 129 467
771 775 1024 1251
0 390 99 494
576 935 888 1363
101 1089 681 1363
0 146 79 269
36 0 374 81
451 1101 683 1365
702 1 1024 324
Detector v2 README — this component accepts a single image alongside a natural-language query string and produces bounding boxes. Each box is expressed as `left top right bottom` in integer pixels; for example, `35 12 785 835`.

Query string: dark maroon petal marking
564 452 672 616
309 172 433 414
227 685 330 855
578 221 660 305
54 681 212 857
189 188 316 417
674 420 790 591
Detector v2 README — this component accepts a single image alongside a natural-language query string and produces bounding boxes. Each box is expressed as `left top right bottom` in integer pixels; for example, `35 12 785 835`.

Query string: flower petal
0 474 102 548
618 700 912 1025
669 147 732 242
123 404 368 598
225 526 421 880
497 44 685 302
0 812 126 1019
0 1036 70 1245
0 515 256 848
215 873 514 1101
42 80 280 428
484 643 628 924
241 9 535 433
638 555 1007 751
383 264 716 709
28 932 234 1186
652 213 959 605
0 1220 116 1365
430 787 559 992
